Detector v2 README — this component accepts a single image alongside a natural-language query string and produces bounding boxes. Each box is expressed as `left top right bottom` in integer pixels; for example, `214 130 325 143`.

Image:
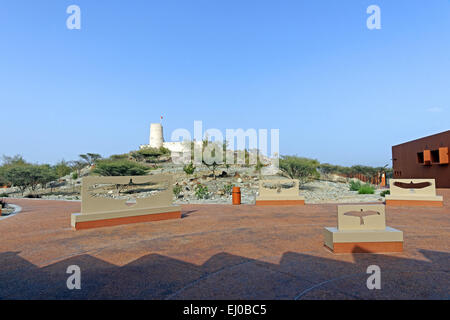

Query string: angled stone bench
255 179 305 206
324 204 403 253
71 175 181 230
385 178 443 207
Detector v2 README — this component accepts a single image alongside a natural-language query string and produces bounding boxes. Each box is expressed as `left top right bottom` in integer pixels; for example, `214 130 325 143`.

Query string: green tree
201 140 226 180
3 166 31 195
0 166 9 186
35 165 58 190
0 155 29 189
279 156 320 185
2 165 56 194
69 160 87 176
254 156 266 175
79 153 102 166
1 154 27 166
54 160 72 178
318 163 339 175
1 157 58 194
18 165 58 192
92 160 150 176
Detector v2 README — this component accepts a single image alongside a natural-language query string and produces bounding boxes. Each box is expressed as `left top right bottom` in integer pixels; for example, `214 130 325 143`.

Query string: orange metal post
232 187 241 205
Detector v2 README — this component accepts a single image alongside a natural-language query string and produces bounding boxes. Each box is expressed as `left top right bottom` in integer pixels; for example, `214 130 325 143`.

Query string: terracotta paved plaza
0 190 449 299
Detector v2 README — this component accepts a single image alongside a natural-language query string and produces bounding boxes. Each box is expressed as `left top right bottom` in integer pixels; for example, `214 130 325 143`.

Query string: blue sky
1 0 449 167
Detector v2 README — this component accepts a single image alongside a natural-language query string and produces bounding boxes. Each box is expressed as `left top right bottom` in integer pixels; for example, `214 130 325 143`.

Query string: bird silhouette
343 209 381 225
394 181 431 189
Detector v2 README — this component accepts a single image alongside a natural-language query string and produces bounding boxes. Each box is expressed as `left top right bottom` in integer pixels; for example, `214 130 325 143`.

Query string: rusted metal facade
392 130 450 188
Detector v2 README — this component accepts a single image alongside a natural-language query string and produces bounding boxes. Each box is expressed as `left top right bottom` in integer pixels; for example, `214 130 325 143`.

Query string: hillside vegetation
0 147 390 204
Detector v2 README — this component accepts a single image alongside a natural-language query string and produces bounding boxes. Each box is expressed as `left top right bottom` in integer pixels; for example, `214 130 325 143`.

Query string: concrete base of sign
385 195 443 207
71 205 181 230
323 227 403 253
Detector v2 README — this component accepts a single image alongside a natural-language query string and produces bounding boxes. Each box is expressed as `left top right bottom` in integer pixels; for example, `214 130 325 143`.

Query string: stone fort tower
149 123 164 148
141 122 197 157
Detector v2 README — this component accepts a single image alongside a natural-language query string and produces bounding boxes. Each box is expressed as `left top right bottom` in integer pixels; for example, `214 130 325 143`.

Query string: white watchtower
149 123 164 148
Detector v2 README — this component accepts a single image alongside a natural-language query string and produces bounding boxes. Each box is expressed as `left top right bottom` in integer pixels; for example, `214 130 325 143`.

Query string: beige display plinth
71 175 181 230
323 204 403 253
385 179 443 207
255 179 305 206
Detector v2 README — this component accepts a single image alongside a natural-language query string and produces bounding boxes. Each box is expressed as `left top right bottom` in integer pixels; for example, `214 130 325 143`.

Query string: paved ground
0 190 449 300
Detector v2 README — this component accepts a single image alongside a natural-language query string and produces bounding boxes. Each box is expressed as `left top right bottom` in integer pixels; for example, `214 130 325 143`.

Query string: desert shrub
194 183 209 199
0 193 8 197
159 146 171 155
380 190 390 197
133 148 161 158
279 156 320 185
173 184 182 197
183 162 196 175
349 180 362 191
222 183 233 195
358 184 375 194
72 172 79 180
92 160 150 176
